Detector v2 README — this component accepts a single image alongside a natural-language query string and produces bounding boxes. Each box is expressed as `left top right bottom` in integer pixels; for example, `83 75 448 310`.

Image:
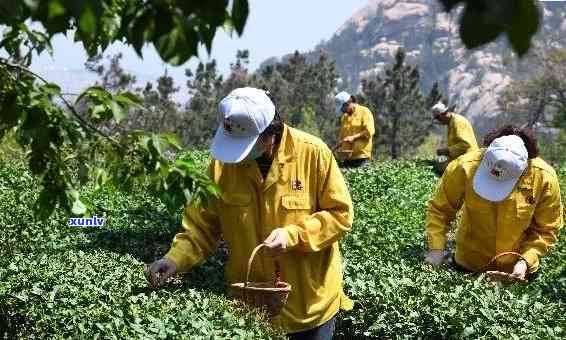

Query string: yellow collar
274 124 296 164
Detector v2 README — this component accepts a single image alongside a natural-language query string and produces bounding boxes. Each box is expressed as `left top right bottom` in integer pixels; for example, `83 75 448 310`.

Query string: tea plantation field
1 156 565 339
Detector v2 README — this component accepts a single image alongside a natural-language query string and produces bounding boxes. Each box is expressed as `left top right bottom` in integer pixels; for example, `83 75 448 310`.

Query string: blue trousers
287 316 336 340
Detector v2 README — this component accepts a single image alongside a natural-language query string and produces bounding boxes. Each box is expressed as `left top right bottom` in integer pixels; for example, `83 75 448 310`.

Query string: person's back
430 102 478 174
446 113 478 161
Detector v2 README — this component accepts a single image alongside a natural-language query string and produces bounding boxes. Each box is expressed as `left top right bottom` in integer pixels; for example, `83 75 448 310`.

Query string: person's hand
510 259 528 281
146 258 177 288
436 148 449 156
263 228 288 257
424 250 445 265
342 135 355 143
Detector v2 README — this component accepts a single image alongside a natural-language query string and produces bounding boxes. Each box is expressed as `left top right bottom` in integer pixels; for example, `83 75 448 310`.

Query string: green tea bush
337 161 566 339
1 155 564 339
0 160 283 339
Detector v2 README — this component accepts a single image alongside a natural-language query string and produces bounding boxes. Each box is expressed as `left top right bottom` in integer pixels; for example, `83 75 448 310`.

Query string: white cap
335 91 351 113
473 135 528 202
211 87 275 163
431 102 448 114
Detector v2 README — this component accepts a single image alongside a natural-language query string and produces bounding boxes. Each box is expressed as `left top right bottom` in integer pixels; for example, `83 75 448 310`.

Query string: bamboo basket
484 252 530 283
229 244 292 317
335 149 354 161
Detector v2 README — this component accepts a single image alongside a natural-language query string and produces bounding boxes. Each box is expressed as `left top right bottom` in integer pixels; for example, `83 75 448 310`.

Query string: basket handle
245 244 283 289
332 141 343 152
485 251 530 271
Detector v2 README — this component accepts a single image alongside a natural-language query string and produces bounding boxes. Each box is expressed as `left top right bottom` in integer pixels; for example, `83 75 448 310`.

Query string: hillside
264 0 566 123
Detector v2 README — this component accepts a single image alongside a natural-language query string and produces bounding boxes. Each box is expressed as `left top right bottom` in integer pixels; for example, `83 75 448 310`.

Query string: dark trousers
340 158 369 169
287 316 336 340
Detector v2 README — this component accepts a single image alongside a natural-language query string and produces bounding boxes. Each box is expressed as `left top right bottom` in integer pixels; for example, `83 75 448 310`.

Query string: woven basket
229 244 292 317
335 149 353 161
484 252 530 283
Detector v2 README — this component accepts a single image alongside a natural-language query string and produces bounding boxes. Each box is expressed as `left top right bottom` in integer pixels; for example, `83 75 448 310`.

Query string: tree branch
0 58 125 149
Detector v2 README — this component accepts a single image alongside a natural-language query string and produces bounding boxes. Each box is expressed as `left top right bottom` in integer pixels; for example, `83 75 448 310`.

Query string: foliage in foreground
1 155 564 339
0 0 248 219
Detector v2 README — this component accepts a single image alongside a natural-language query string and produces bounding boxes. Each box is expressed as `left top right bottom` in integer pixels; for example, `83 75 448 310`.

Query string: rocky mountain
265 0 566 127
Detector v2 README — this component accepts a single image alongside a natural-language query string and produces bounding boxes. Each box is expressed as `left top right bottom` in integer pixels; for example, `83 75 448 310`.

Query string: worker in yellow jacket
335 91 375 168
431 102 478 173
147 87 354 338
425 126 563 281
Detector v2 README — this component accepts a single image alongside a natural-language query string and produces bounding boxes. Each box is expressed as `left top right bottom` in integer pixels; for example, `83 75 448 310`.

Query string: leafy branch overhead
0 0 248 218
439 0 541 56
0 0 249 65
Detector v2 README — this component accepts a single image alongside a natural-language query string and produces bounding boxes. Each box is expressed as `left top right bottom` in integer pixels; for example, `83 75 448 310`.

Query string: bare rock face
270 0 566 123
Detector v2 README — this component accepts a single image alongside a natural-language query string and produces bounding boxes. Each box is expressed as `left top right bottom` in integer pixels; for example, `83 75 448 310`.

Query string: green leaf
153 15 199 65
41 83 61 96
67 189 80 201
115 92 143 108
47 0 66 19
506 0 540 57
231 0 249 36
89 104 107 120
161 132 182 150
0 91 20 129
151 134 163 155
183 188 193 202
109 100 126 123
459 3 505 50
76 86 111 104
71 197 87 215
79 3 97 37
129 8 153 57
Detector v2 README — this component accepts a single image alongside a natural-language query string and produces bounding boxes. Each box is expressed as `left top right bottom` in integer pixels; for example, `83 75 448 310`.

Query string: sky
30 0 369 95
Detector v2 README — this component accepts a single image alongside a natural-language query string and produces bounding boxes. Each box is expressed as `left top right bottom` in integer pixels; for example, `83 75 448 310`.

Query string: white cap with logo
473 135 529 202
211 87 275 163
431 102 448 114
335 91 351 114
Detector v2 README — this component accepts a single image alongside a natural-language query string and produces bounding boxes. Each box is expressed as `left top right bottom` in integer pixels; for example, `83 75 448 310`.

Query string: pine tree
85 53 136 92
186 60 223 115
183 60 224 147
223 50 252 95
362 48 432 159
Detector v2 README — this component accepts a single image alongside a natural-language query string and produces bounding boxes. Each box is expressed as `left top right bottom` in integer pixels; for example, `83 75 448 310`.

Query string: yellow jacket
339 104 375 160
426 150 563 273
166 125 354 333
446 113 478 161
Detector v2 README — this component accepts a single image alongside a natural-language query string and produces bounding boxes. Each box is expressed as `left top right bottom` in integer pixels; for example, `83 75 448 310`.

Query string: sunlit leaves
0 1 249 218
67 188 87 214
77 86 142 123
0 0 249 65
